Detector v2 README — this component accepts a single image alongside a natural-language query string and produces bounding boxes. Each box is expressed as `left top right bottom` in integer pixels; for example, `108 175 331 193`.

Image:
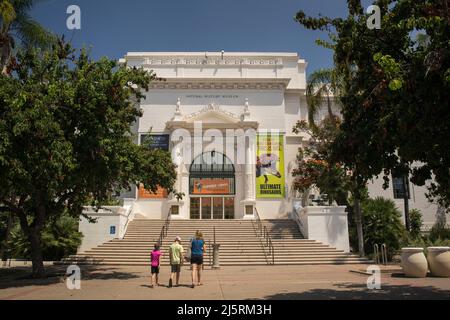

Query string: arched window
189 151 235 195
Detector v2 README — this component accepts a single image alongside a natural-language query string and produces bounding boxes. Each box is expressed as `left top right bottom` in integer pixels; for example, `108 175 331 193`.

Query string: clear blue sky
31 0 369 75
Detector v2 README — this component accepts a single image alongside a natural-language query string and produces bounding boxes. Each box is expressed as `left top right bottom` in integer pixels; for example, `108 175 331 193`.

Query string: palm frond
11 12 55 48
1 0 17 29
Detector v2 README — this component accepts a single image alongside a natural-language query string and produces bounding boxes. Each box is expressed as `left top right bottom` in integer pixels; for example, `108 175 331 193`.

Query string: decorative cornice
148 78 290 90
142 57 283 67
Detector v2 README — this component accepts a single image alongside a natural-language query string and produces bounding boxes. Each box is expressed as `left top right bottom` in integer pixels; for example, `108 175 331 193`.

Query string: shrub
409 209 423 239
361 197 408 258
429 225 450 242
7 213 82 261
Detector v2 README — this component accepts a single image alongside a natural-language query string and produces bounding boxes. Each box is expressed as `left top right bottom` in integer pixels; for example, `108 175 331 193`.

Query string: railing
158 207 172 246
252 208 275 265
208 239 212 267
252 207 263 237
373 243 388 265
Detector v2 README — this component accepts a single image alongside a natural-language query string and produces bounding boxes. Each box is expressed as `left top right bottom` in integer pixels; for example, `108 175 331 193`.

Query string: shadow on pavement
260 282 450 300
0 265 140 290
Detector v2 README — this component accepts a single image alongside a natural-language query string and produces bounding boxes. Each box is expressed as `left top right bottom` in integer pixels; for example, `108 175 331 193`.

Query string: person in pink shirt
150 243 162 288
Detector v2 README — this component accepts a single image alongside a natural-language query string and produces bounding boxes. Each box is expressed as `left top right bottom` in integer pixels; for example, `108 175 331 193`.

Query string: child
150 243 162 288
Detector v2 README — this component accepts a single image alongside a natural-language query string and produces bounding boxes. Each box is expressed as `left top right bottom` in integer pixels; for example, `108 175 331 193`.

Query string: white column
242 132 256 219
244 136 256 201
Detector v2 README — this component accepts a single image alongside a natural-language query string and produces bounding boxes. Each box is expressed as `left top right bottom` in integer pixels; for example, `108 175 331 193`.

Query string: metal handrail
208 239 212 267
158 207 172 246
373 243 388 265
373 244 380 264
252 208 275 265
381 244 388 266
263 226 275 265
252 207 263 237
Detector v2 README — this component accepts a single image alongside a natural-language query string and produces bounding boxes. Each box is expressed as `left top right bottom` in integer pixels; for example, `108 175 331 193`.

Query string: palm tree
305 68 341 128
0 0 54 74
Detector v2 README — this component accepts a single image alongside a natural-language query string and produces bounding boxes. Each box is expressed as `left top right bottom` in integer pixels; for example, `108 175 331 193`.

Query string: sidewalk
1 264 450 300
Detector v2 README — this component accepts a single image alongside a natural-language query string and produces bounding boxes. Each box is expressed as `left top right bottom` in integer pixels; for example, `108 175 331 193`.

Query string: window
393 175 410 199
189 151 235 195
171 205 179 215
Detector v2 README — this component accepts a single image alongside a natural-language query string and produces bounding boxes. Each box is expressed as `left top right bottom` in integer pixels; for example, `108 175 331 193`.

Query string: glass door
190 198 200 219
201 197 212 220
213 197 224 219
224 197 234 219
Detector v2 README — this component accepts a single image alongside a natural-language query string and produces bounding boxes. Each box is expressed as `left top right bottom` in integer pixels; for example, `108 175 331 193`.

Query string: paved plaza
1 263 449 300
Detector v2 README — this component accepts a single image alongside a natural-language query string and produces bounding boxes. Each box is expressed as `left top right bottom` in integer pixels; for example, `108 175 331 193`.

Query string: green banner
256 134 285 198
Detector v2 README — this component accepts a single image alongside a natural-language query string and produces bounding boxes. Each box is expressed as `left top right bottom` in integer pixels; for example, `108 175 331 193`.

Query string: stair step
67 218 369 266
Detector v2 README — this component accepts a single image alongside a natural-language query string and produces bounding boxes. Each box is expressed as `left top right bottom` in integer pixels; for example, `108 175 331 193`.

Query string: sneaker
191 284 195 289
149 285 154 289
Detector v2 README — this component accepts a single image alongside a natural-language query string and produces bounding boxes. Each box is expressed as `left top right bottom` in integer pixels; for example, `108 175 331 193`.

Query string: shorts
151 266 159 274
191 255 203 265
171 264 181 273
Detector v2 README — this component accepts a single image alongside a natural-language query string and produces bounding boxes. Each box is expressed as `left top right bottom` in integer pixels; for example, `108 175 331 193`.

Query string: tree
292 117 350 206
295 0 450 209
305 68 341 129
294 66 368 255
0 0 55 74
0 40 178 277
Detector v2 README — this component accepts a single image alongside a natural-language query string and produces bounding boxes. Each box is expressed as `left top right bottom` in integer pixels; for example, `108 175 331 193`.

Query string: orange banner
138 184 168 199
192 179 230 195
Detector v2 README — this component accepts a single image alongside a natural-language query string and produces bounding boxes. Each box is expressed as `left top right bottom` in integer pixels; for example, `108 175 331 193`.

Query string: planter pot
427 247 450 277
401 248 428 278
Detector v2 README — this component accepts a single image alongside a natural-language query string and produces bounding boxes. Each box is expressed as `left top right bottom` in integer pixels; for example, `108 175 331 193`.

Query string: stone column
241 131 256 218
245 136 256 201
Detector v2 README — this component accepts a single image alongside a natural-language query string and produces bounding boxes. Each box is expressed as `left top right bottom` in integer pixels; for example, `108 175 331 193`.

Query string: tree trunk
403 174 411 231
28 230 45 278
354 196 365 257
0 212 13 265
1 39 12 75
326 93 334 118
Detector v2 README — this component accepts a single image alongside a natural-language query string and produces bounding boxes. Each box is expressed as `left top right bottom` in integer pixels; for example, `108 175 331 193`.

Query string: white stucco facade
121 52 309 220
76 51 447 254
117 51 444 226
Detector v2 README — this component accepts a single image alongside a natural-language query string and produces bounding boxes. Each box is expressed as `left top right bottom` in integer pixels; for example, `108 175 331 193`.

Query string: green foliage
292 116 350 206
7 213 82 260
404 237 450 255
0 0 56 74
0 40 177 276
295 0 450 208
409 209 423 239
429 224 450 242
361 197 408 258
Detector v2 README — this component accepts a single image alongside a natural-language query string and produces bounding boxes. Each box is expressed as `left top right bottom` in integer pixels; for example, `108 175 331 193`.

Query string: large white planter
427 247 450 277
401 248 428 278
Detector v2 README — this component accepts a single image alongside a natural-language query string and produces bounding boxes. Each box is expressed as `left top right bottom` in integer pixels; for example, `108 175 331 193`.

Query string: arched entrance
189 151 235 219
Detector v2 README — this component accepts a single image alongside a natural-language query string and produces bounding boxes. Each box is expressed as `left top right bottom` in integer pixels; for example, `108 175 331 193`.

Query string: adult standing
168 236 184 288
190 230 206 288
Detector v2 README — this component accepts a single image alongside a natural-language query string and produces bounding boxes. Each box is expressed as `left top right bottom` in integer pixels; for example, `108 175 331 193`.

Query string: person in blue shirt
190 230 206 288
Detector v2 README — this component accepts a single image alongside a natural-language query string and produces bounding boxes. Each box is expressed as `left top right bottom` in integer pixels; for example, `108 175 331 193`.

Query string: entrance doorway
190 197 234 219
189 151 235 219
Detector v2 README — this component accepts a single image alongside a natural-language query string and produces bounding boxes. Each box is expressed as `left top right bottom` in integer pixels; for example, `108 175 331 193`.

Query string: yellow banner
256 134 285 198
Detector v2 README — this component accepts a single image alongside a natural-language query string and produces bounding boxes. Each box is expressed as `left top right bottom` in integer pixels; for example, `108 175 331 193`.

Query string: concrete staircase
61 218 368 266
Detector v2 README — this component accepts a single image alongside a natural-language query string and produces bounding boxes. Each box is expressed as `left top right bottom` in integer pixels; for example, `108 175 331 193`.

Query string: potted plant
427 247 450 277
401 247 428 278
